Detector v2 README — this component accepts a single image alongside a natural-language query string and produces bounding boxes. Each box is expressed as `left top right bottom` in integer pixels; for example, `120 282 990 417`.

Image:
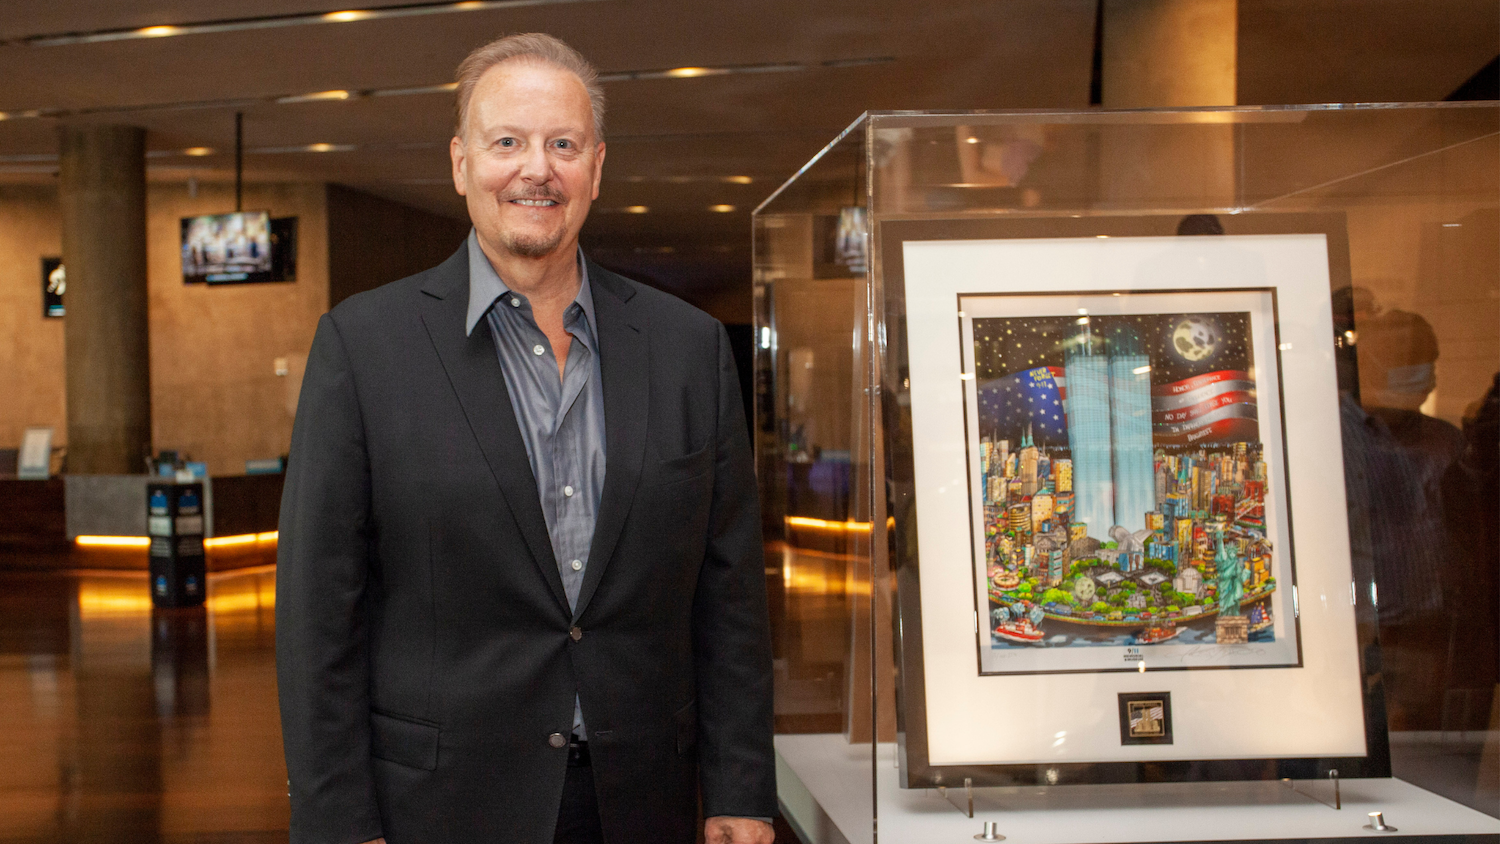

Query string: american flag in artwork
976 366 1069 445
1151 369 1259 446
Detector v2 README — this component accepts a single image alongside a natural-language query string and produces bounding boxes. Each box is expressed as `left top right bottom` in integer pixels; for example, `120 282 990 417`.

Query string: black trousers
554 741 604 844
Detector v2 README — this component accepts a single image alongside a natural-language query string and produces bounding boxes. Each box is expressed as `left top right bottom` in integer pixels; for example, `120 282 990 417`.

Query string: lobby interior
0 2 1496 842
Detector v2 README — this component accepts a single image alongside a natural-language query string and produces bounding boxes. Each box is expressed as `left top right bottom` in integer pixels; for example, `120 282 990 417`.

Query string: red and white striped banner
1150 370 1259 445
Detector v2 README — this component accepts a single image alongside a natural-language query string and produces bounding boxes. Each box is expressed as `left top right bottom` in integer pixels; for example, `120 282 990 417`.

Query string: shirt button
570 559 582 571
532 344 545 356
548 732 567 748
570 627 583 642
563 485 574 497
510 296 521 307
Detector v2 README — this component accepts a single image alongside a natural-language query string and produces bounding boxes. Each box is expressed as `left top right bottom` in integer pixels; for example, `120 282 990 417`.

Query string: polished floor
1 551 1493 843
0 564 286 844
0 553 811 844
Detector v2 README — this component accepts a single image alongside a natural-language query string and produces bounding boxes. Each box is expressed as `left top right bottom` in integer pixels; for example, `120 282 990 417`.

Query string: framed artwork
878 214 1387 788
962 288 1298 675
42 257 64 317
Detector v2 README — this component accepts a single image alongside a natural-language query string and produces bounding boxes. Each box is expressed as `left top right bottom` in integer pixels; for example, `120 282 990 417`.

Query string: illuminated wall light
784 516 872 533
965 136 980 144
709 204 736 213
204 531 279 548
322 10 372 22
183 146 214 156
723 175 753 184
75 535 150 548
204 534 256 549
623 205 649 214
136 25 181 37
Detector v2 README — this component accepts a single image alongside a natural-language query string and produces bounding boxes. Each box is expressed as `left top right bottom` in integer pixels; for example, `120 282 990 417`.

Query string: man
276 33 776 844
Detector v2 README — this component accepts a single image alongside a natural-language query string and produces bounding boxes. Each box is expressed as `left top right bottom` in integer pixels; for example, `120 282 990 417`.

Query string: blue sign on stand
147 482 207 609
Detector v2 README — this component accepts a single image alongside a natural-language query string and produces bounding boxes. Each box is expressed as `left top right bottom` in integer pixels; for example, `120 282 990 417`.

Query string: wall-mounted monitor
182 211 296 284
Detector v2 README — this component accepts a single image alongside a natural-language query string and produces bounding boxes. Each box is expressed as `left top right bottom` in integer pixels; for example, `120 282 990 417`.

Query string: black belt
567 739 591 768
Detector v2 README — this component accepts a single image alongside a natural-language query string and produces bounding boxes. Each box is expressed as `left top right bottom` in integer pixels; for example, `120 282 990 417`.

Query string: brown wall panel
146 182 328 476
0 186 66 453
326 183 469 308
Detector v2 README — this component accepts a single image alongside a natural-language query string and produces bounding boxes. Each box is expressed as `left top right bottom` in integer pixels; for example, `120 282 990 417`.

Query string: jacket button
548 732 566 748
569 626 583 642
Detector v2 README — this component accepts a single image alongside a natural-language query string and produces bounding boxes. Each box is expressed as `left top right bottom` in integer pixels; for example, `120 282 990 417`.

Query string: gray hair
454 33 605 141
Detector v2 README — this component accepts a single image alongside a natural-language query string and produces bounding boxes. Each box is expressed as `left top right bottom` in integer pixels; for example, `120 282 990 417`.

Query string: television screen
181 211 273 283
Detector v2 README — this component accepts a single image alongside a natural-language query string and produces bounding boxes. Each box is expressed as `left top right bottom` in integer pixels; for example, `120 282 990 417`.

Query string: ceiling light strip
598 62 806 83
0 55 892 120
18 0 606 47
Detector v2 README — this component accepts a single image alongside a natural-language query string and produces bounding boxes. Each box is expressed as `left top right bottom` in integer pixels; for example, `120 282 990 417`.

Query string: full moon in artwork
1171 317 1220 362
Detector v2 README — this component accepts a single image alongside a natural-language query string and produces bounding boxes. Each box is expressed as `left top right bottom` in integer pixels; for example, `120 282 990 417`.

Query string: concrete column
59 125 151 474
1102 0 1237 109
1098 0 1239 209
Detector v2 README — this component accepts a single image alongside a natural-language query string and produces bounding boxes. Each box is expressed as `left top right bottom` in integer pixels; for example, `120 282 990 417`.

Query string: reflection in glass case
756 104 1498 842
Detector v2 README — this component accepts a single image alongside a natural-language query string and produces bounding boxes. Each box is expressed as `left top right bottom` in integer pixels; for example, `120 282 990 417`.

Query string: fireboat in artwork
970 309 1282 652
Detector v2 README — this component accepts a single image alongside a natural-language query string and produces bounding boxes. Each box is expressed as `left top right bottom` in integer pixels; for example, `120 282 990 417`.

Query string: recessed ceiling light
183 147 214 156
305 143 356 153
372 82 458 97
277 89 353 104
965 136 980 144
723 175 753 184
322 10 372 22
136 25 181 37
709 204 735 213
597 61 813 83
624 205 649 214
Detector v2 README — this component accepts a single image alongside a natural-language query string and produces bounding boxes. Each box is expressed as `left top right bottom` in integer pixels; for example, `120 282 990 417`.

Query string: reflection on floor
0 556 806 843
0 565 287 844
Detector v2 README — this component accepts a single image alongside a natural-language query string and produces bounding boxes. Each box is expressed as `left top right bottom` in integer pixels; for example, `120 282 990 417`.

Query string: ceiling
0 0 1495 318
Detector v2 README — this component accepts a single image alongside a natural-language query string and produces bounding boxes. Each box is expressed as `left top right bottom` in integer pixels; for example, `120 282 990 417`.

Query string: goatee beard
503 229 564 258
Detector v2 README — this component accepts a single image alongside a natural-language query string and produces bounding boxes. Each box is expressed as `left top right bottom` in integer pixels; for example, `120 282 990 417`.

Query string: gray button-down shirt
465 231 606 736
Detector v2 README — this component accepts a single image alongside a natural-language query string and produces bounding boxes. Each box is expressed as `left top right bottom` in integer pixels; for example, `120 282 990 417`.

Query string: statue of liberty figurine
1214 533 1244 617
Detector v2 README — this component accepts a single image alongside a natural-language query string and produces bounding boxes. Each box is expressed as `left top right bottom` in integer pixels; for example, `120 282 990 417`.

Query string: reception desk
0 474 283 571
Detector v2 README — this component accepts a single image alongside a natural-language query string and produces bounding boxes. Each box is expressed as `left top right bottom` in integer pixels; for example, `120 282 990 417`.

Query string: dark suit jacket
275 247 775 844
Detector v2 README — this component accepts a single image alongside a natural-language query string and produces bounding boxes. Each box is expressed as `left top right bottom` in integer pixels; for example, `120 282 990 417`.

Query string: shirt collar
464 229 596 338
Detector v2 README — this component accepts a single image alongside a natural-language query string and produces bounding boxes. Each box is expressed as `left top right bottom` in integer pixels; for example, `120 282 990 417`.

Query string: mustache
501 188 564 203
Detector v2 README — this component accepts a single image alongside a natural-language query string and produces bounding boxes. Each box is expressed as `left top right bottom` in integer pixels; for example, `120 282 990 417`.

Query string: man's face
451 60 604 261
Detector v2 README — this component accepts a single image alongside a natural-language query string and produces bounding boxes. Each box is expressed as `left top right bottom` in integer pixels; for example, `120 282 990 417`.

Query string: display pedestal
775 734 1500 844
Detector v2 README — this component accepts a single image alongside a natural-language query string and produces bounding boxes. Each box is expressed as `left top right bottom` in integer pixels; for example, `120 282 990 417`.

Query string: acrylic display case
754 103 1499 842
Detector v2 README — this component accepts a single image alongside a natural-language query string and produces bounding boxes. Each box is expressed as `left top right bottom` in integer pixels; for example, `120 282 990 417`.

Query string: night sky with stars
972 311 1254 448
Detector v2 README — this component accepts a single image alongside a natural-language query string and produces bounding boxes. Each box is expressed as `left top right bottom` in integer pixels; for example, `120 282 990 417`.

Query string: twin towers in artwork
1063 321 1156 539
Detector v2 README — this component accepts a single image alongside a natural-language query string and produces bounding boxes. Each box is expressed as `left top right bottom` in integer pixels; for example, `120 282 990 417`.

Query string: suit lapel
574 261 648 621
417 249 569 614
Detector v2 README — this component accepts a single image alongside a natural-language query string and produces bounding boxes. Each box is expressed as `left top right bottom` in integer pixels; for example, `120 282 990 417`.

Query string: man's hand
704 816 774 844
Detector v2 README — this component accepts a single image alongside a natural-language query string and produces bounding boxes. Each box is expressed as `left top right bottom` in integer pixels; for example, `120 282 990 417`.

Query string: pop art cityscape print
960 291 1301 674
